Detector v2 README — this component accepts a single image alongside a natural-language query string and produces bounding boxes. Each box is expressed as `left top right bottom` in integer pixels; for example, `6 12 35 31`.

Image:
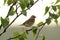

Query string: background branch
35 22 46 40
7 35 21 40
35 16 52 40
7 22 46 40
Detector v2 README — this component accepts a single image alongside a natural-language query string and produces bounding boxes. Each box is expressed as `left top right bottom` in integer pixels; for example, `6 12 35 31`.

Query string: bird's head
31 15 36 19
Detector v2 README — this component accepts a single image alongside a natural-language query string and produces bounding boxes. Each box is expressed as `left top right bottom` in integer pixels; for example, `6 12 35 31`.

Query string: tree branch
0 2 16 29
35 16 52 40
35 22 46 40
7 22 46 40
7 35 21 40
3 0 40 39
0 0 39 36
0 13 22 36
16 4 18 16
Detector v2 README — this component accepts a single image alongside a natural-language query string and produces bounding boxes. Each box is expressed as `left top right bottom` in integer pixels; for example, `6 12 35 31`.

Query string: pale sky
0 0 58 26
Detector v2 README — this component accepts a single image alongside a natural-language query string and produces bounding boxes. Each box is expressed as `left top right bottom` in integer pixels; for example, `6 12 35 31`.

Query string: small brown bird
20 15 36 27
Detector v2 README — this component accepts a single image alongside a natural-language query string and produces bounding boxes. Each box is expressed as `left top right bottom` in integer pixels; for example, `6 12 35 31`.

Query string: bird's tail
18 24 25 27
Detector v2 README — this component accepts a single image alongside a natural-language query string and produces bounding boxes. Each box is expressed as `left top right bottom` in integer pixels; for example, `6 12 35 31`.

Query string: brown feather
22 15 36 27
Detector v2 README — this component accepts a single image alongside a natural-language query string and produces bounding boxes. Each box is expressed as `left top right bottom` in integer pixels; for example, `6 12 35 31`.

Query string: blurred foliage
1 0 60 40
1 17 9 28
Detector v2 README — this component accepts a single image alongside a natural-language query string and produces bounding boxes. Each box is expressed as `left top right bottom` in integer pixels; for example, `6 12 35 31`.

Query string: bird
20 15 36 27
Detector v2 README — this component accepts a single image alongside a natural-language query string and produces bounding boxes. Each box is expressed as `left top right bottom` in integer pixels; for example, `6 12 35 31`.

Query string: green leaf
1 17 9 28
54 19 58 24
42 35 45 40
21 32 27 39
32 27 37 36
37 22 44 27
58 10 60 16
44 6 50 15
30 0 34 6
57 5 60 10
21 10 27 16
13 31 20 40
56 0 60 3
46 18 51 25
52 6 57 11
19 0 26 10
19 36 24 40
25 0 30 8
7 0 13 6
4 0 7 5
49 12 59 19
9 7 15 16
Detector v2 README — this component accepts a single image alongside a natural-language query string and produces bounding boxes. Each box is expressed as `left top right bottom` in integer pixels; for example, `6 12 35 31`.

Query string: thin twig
0 2 16 29
7 22 46 40
5 0 39 40
35 22 46 40
7 35 21 40
35 16 52 40
0 4 14 29
16 4 18 16
0 13 22 36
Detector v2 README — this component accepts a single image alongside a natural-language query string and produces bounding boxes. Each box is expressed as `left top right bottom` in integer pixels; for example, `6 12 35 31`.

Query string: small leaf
37 22 44 27
4 0 7 5
30 0 34 6
32 27 37 36
49 12 59 19
56 0 60 3
44 6 50 15
54 19 58 24
19 0 26 10
21 10 27 16
21 32 27 39
52 6 57 11
58 10 60 16
1 17 9 28
13 31 20 40
41 35 45 40
7 0 13 6
13 31 20 37
25 0 30 8
46 18 51 25
19 36 24 40
9 7 15 16
57 5 60 10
